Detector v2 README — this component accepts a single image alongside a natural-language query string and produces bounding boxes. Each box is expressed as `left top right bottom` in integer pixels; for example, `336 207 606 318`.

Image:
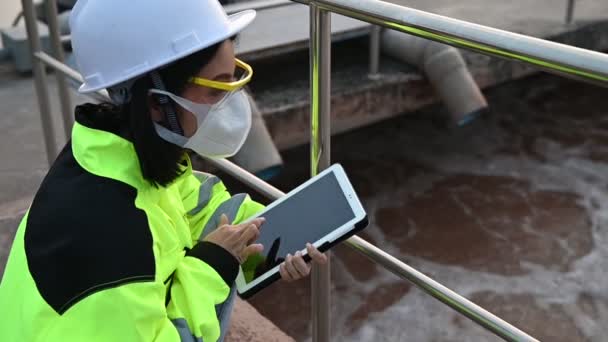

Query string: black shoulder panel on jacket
25 143 155 314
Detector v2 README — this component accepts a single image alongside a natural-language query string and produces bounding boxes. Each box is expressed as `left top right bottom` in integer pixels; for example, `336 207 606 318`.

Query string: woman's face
150 39 236 137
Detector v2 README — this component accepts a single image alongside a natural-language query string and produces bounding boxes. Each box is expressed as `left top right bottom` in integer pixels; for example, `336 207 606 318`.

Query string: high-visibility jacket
0 110 264 341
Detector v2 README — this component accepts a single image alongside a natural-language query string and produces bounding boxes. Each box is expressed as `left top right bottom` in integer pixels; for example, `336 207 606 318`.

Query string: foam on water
321 75 608 341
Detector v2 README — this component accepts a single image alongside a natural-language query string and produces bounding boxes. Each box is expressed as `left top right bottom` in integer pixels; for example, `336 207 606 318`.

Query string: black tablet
235 164 368 298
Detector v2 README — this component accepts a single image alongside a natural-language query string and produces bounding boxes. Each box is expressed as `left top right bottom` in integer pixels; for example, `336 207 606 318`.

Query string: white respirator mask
150 89 252 159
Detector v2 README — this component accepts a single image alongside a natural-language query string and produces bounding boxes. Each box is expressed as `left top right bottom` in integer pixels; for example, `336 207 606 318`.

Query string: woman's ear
147 94 164 122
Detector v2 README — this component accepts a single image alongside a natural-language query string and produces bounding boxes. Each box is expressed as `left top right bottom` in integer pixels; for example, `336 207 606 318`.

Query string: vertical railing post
565 0 575 24
22 0 58 165
310 3 332 342
45 0 73 138
369 25 381 79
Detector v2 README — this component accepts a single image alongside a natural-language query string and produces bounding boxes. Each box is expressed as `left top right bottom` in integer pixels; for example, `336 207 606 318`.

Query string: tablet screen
241 171 356 284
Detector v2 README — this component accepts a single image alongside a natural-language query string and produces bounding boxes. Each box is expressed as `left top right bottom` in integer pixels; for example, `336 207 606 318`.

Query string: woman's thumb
220 214 229 227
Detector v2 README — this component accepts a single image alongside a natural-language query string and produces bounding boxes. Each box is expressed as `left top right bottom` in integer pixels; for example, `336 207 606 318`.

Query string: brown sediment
376 174 593 275
247 274 312 339
346 282 411 333
332 231 381 282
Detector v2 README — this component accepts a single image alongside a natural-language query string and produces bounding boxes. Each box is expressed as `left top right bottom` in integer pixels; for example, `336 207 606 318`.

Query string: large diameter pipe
231 92 283 180
292 0 608 86
382 30 488 126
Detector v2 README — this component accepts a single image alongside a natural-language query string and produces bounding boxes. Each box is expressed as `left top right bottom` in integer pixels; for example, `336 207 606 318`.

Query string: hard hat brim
78 9 257 94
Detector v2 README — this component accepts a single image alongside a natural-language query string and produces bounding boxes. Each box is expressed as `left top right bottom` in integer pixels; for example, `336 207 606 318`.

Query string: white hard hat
69 0 256 93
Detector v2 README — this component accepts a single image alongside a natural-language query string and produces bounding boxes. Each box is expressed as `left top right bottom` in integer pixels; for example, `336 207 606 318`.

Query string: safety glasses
189 58 252 92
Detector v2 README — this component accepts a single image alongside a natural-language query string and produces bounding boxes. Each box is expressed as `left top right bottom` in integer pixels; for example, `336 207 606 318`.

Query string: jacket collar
72 120 147 190
71 109 193 190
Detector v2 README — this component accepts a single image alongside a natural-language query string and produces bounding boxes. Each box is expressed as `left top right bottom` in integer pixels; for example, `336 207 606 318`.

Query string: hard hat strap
149 71 184 136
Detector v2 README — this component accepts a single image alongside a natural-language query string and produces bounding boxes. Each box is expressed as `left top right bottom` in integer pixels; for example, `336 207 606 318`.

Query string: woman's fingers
237 218 264 244
206 216 265 262
236 217 265 230
240 243 264 262
238 223 260 245
279 247 327 282
279 263 293 282
282 254 300 281
292 251 311 277
306 243 328 265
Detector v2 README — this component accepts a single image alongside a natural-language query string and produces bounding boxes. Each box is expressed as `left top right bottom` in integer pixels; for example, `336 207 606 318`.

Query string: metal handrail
566 0 576 24
296 0 608 86
224 0 293 14
21 0 57 164
44 0 72 137
309 5 332 340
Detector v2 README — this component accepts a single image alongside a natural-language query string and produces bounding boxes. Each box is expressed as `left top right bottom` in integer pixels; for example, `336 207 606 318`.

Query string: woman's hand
279 243 328 282
204 214 265 264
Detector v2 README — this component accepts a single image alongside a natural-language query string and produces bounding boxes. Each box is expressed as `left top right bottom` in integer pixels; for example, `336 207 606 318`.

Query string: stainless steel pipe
22 0 58 165
309 4 332 342
44 0 73 138
294 0 608 86
224 0 294 14
369 25 381 78
566 0 576 24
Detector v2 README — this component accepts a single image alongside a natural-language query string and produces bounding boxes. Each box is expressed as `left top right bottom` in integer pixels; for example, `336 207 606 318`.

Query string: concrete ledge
227 298 295 341
253 18 608 150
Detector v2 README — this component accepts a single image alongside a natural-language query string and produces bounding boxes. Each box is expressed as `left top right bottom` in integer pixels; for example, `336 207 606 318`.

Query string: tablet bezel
235 163 367 298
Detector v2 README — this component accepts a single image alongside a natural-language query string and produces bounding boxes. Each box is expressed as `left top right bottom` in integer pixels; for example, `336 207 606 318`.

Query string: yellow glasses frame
189 58 252 91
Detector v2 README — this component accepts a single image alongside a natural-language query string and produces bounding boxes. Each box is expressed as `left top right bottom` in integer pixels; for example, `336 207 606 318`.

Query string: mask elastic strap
153 123 189 147
149 71 184 136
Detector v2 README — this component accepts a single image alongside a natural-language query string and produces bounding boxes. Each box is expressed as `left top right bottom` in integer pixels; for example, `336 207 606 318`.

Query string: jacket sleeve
166 170 266 340
165 243 241 342
47 233 242 342
45 281 192 341
180 170 266 240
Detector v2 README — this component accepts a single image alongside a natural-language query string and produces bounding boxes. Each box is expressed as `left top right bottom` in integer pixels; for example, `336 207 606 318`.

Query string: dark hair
75 41 225 187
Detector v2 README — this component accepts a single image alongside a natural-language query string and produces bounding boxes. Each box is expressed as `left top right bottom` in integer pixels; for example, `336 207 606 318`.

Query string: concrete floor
0 62 89 210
